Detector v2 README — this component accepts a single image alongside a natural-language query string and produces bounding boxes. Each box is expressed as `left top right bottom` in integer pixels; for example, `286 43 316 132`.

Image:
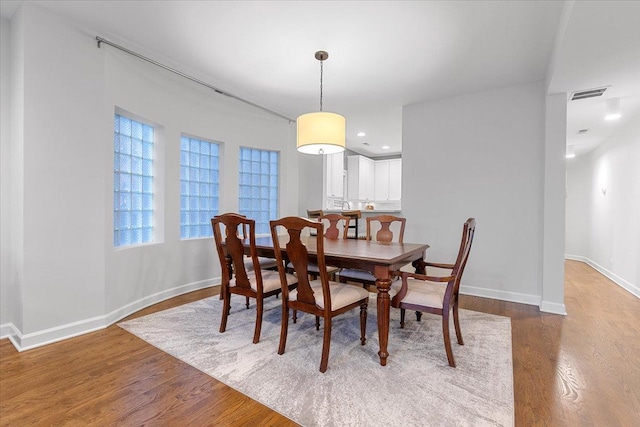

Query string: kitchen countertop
324 209 402 214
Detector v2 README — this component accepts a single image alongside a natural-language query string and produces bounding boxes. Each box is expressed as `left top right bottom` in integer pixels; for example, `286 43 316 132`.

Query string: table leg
375 276 392 366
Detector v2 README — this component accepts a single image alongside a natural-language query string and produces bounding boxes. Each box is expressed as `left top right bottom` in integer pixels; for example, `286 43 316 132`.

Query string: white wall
565 115 640 297
403 82 552 306
0 17 14 334
0 3 298 349
297 153 323 215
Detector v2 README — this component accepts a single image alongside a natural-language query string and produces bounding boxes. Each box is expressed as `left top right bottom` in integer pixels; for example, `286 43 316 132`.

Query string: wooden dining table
251 235 429 366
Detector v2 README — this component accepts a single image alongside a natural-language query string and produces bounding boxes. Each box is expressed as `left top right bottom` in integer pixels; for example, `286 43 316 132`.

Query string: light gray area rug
119 295 514 426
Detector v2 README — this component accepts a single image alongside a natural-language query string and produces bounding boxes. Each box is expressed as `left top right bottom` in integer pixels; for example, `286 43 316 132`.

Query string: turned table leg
375 274 392 366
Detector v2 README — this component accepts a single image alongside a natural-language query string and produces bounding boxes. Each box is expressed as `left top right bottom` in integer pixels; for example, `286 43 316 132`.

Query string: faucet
342 200 351 210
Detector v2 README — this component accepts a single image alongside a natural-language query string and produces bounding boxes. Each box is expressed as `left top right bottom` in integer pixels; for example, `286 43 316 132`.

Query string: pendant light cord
319 59 324 112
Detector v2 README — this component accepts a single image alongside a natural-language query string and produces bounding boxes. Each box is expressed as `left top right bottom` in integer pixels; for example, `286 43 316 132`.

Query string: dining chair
270 216 369 373
216 215 279 303
306 209 323 236
287 213 350 281
238 219 278 271
389 218 476 367
211 213 297 344
338 215 406 288
306 209 324 219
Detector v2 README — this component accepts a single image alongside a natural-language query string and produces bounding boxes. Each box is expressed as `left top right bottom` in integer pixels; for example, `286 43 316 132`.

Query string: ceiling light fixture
604 97 621 121
382 145 390 150
357 132 366 137
566 146 576 159
297 51 345 155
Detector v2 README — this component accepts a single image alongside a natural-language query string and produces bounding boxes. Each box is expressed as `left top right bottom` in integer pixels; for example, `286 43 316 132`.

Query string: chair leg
319 316 332 373
220 289 230 333
400 308 406 329
415 311 422 322
360 301 367 345
315 315 320 331
278 305 289 355
253 297 263 344
245 296 250 309
442 313 456 367
453 303 464 345
293 309 297 323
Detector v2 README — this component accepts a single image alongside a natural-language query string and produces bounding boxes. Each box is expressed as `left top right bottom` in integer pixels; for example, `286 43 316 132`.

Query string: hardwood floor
1 260 638 426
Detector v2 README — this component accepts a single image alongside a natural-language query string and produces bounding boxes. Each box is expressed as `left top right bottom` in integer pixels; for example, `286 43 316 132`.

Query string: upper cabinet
375 159 402 200
325 152 344 198
347 155 375 201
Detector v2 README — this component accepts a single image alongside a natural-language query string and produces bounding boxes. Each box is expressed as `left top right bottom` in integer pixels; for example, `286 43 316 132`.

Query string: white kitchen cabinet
374 159 402 201
325 152 344 198
374 160 390 201
388 158 402 200
347 155 375 201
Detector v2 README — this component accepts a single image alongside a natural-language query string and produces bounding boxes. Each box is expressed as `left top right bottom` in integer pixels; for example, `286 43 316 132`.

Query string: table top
253 235 428 269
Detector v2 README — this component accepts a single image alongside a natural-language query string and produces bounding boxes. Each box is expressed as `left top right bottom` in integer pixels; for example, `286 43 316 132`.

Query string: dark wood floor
1 260 639 426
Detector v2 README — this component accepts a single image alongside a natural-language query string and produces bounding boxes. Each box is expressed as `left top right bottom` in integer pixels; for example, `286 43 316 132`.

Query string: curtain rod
96 36 295 123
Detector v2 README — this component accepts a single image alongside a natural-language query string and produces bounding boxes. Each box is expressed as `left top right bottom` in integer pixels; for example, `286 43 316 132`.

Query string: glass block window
239 148 279 235
180 136 220 239
114 114 154 247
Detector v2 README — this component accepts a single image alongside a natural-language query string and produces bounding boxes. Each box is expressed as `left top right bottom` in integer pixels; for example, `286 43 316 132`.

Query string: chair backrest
270 217 331 310
318 213 351 240
451 218 476 292
366 215 406 243
211 213 262 292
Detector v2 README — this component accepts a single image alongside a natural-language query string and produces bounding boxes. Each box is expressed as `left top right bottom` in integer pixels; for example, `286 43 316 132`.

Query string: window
114 114 154 247
239 148 279 235
180 136 220 239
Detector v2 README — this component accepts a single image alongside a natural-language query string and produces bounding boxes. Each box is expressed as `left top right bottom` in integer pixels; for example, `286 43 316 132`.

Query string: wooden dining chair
270 216 369 373
238 218 278 271
287 213 350 281
338 215 406 288
318 213 351 240
211 213 297 344
389 218 476 367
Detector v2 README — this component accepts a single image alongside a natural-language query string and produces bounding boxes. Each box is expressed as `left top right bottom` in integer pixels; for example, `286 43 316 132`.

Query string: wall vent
570 87 608 101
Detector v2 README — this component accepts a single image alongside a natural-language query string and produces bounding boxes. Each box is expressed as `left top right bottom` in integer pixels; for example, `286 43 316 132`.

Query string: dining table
251 234 429 366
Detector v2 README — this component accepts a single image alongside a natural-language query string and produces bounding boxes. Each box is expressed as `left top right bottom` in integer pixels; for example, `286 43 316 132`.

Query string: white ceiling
2 1 639 158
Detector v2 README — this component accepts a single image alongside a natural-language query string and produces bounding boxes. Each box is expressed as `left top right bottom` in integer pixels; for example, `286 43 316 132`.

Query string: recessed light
382 145 390 150
566 146 576 159
604 98 621 121
357 132 366 137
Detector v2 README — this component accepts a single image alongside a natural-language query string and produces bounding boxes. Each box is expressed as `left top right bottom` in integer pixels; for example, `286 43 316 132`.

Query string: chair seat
338 268 375 282
288 281 369 310
287 262 339 275
231 270 297 293
389 279 446 310
245 256 278 271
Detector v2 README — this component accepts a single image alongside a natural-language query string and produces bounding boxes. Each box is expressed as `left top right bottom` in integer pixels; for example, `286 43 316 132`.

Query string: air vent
570 87 608 101
362 142 370 146
578 129 589 134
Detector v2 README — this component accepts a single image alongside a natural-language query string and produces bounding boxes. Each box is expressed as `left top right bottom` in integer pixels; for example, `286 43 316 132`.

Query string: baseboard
565 254 639 298
539 300 567 315
564 254 587 262
0 323 18 340
5 278 221 352
460 285 541 307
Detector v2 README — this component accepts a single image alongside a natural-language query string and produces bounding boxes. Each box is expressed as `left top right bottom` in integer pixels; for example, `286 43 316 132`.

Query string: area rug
119 295 514 426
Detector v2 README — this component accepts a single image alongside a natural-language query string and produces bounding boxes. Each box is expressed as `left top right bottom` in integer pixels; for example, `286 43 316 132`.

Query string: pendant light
297 51 346 155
